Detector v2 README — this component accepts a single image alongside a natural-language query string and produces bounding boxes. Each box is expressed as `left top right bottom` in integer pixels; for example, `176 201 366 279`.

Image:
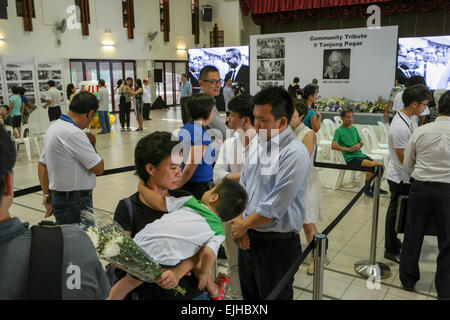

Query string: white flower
86 227 99 249
102 237 122 258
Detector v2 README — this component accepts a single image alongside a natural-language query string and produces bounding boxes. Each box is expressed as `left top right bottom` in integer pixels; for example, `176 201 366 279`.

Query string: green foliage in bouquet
80 209 186 296
316 95 387 113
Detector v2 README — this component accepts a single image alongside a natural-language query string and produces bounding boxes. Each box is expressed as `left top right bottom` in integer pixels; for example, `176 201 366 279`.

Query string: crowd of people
0 64 449 301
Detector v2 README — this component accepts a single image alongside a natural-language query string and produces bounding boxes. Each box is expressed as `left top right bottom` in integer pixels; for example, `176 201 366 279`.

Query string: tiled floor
10 106 439 300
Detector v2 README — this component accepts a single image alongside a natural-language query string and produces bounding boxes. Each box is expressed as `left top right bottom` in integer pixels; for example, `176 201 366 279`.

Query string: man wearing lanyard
384 84 432 264
180 74 192 124
38 92 104 225
229 87 310 300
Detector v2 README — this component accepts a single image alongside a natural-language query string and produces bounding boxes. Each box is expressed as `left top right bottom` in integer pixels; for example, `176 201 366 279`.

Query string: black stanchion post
312 234 327 300
354 165 391 280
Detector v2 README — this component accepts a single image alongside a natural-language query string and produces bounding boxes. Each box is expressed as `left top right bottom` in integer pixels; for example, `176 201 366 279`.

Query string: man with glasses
225 49 249 86
384 84 432 264
199 66 228 139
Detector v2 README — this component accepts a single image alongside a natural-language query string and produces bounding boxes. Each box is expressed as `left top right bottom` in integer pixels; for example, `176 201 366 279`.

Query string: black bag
26 222 64 300
395 195 437 236
105 197 134 287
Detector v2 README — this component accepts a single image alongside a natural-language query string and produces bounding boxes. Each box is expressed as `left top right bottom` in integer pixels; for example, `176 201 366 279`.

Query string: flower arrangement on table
78 208 186 296
315 96 388 114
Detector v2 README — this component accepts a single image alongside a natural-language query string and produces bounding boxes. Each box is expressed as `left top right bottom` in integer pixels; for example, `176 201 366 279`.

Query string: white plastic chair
333 152 366 190
361 128 389 171
377 121 388 145
368 126 388 149
317 128 333 162
334 116 343 131
5 125 32 161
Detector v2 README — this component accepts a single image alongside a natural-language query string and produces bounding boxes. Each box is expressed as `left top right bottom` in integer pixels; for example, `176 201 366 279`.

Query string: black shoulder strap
26 225 64 300
124 197 134 230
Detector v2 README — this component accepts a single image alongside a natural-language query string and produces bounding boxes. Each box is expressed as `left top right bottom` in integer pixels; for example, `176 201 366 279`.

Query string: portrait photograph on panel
323 49 351 80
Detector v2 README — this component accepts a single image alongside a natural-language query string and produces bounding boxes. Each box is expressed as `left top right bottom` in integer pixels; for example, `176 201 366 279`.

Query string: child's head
0 105 7 119
201 179 248 222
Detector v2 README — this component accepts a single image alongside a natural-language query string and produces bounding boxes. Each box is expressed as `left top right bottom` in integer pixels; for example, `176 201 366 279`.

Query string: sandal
210 273 231 300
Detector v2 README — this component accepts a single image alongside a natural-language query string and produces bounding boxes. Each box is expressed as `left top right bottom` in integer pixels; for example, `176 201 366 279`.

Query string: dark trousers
238 231 301 300
400 180 450 299
143 103 151 120
179 181 211 201
119 102 131 129
48 106 62 122
385 179 411 254
51 192 93 225
181 97 190 124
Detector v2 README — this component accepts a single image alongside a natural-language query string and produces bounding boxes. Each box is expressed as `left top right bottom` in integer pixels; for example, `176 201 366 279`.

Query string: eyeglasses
203 79 223 86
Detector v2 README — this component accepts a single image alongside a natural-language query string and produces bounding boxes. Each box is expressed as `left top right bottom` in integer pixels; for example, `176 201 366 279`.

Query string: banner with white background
250 26 398 101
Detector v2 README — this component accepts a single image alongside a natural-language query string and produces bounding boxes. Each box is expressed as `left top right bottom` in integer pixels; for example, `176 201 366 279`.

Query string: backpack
105 197 134 287
27 222 64 300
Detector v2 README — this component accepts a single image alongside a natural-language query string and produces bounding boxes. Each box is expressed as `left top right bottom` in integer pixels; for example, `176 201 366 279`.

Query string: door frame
69 59 136 113
154 60 188 107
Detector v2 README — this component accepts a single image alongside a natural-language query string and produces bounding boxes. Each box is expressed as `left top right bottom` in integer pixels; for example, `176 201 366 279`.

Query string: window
160 0 170 42
75 0 90 36
16 0 35 18
191 0 199 44
122 0 135 39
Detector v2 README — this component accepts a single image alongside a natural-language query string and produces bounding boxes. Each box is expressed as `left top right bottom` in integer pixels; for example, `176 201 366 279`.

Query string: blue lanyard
60 115 77 127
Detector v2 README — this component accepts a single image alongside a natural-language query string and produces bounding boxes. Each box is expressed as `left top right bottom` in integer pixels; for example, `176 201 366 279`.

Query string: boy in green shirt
332 109 387 197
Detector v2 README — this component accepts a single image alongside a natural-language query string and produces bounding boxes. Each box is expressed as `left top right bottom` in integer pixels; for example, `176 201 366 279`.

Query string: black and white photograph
24 95 36 104
55 81 63 91
257 37 285 59
38 70 49 80
40 96 47 104
6 71 19 81
39 81 49 92
398 36 450 90
21 82 35 93
188 46 250 91
323 49 351 80
257 59 285 81
7 83 20 94
20 70 33 81
51 70 62 80
257 81 285 91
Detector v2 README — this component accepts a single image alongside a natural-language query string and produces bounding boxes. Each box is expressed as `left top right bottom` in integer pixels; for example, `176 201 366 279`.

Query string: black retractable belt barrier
265 162 376 300
13 165 136 198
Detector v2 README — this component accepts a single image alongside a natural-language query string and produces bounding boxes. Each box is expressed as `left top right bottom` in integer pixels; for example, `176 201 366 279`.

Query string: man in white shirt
400 91 450 299
213 94 257 300
392 76 429 129
97 79 110 134
43 80 62 122
142 79 152 121
38 92 104 225
384 84 432 264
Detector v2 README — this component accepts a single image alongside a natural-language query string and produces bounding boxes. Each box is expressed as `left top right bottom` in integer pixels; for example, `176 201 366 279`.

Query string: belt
50 190 93 198
248 229 297 240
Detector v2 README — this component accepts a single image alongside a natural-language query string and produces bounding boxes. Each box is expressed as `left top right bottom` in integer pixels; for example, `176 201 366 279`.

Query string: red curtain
240 0 450 25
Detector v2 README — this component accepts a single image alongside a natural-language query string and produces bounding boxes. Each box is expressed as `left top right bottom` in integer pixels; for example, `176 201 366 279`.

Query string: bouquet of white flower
79 208 186 296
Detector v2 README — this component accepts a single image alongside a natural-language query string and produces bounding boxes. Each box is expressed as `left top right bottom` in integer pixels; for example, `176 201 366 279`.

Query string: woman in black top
114 132 205 300
288 77 301 100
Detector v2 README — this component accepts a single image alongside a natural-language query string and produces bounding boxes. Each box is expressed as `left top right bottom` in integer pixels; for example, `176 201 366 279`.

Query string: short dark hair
134 132 180 183
117 79 123 88
98 79 105 87
301 84 318 101
69 91 99 114
224 74 232 83
11 86 20 95
406 75 425 87
17 87 26 96
226 48 241 59
312 79 318 84
135 79 142 89
228 94 255 125
187 93 215 121
213 178 248 222
402 84 432 107
0 126 16 204
48 80 56 87
438 90 450 116
340 109 354 117
395 70 408 85
254 86 294 124
294 100 309 119
293 77 300 84
199 66 220 81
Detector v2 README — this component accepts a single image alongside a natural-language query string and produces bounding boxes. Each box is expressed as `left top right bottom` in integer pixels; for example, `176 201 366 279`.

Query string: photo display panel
250 26 399 101
398 36 450 90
